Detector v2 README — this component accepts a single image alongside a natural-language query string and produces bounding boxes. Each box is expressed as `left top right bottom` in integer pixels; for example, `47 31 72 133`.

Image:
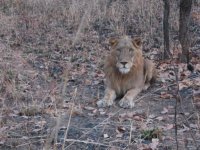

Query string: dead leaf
0 137 6 145
178 124 189 133
139 122 148 130
118 126 126 132
161 107 168 114
148 114 156 119
37 120 46 127
149 138 159 150
84 79 92 85
156 116 164 121
137 144 151 150
116 133 123 138
98 108 106 115
100 111 106 115
133 115 144 121
195 64 200 72
168 105 174 109
126 112 135 118
193 89 200 96
95 70 104 77
189 124 198 129
98 108 104 112
103 133 109 138
179 79 192 90
119 112 146 122
84 106 95 111
163 124 174 130
160 92 172 99
0 127 8 133
87 113 95 116
163 136 174 141
72 106 83 116
63 102 74 108
92 109 97 114
194 78 200 87
33 128 42 132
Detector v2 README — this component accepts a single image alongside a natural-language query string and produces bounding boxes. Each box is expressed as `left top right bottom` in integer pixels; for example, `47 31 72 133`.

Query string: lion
97 36 156 108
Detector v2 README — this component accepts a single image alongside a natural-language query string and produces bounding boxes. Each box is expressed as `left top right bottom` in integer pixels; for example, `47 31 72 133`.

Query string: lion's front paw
119 97 135 109
97 99 114 108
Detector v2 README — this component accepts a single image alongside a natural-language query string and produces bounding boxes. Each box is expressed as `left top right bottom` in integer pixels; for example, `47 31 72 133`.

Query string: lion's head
109 36 142 74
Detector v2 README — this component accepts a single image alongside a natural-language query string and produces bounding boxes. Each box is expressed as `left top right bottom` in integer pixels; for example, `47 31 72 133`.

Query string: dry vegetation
0 0 200 149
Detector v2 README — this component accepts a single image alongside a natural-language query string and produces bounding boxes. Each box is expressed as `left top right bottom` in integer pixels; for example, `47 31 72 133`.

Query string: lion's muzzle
116 61 133 74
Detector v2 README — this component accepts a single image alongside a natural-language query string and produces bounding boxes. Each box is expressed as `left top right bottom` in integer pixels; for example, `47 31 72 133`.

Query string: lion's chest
110 72 144 96
115 80 132 96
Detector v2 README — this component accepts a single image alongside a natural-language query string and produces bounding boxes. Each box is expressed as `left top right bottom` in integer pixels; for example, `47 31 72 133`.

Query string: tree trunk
179 0 192 63
163 0 171 59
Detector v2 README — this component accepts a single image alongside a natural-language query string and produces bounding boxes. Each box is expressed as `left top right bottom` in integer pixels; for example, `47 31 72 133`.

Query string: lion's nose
120 62 128 66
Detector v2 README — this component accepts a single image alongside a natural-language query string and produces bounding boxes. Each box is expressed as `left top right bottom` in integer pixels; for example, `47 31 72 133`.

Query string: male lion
97 36 156 108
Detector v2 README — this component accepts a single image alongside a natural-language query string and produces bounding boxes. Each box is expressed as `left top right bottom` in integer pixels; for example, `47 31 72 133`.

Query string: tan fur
97 36 156 108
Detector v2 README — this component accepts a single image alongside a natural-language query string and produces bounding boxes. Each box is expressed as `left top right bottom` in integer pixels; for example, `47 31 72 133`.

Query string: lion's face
109 36 142 74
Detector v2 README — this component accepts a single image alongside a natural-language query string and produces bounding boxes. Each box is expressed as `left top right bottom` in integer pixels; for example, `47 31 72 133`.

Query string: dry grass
0 0 200 149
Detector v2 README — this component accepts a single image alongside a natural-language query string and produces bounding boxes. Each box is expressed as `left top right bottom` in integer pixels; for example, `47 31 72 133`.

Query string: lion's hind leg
143 59 156 90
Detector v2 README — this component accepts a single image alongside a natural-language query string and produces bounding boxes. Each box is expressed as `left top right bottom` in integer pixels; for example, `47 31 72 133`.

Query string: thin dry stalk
129 120 133 145
44 114 62 150
96 120 107 149
72 2 93 46
54 115 62 149
62 87 77 150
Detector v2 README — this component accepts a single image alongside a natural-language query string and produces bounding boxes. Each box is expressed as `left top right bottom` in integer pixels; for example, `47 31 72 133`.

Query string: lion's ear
132 38 142 48
109 38 118 47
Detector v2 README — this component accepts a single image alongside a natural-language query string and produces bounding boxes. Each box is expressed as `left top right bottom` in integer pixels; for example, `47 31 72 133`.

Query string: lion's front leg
97 88 116 108
119 88 141 108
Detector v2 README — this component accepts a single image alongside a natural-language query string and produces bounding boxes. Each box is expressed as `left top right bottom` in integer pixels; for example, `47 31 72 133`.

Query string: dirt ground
0 1 200 150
